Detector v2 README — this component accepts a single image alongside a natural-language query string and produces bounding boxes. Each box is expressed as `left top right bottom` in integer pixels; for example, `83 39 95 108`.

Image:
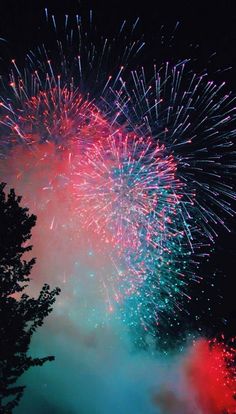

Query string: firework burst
0 13 235 331
106 62 236 243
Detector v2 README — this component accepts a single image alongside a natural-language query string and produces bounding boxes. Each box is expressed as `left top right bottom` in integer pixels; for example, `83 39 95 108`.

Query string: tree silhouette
0 183 60 413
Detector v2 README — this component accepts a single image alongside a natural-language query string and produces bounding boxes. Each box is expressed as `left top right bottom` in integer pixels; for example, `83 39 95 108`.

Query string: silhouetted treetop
0 183 60 413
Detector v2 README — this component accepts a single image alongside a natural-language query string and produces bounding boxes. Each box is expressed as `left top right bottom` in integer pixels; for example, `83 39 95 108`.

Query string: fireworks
0 13 235 332
0 76 108 151
106 62 236 243
0 11 236 414
73 132 181 248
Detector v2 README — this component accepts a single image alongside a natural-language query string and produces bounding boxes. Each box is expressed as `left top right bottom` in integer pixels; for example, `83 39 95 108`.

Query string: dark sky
0 0 235 341
0 0 236 76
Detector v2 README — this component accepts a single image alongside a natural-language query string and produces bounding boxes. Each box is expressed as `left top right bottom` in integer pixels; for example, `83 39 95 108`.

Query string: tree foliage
0 183 60 413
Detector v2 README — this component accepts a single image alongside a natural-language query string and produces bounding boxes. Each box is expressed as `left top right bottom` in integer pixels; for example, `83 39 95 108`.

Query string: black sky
0 0 236 77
